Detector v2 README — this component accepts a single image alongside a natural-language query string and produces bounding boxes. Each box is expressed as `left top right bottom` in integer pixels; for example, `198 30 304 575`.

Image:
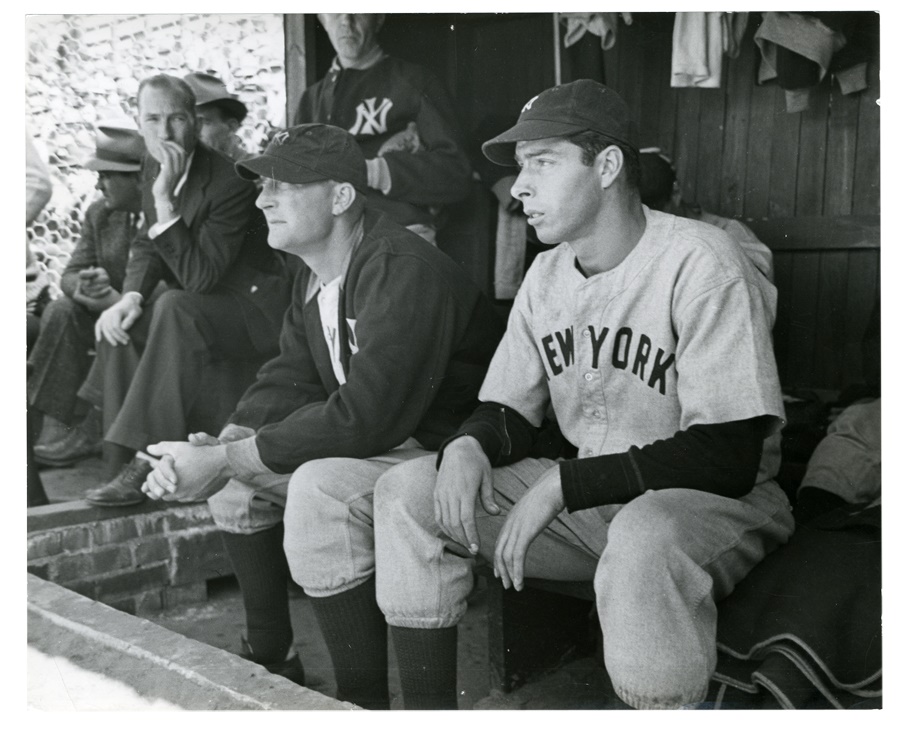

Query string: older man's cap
235 123 367 190
482 79 639 166
184 72 248 122
83 127 145 172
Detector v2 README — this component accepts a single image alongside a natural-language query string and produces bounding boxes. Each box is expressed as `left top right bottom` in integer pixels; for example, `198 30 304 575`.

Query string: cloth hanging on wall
493 206 529 300
755 12 869 113
560 12 633 50
671 12 749 88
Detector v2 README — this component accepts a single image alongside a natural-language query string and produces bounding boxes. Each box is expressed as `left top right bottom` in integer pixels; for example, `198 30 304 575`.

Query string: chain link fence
25 13 286 297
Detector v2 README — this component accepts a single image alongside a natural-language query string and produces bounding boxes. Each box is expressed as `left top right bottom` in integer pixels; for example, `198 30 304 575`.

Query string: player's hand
216 423 257 444
187 432 220 447
493 463 565 591
434 436 500 556
377 121 422 155
141 440 232 502
151 140 187 213
94 293 142 346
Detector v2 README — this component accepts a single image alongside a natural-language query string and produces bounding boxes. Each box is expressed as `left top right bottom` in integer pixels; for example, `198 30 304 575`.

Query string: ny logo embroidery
348 98 394 136
271 130 291 145
521 95 539 113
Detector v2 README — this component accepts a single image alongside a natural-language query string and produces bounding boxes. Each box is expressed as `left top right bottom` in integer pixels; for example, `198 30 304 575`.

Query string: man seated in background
78 74 291 507
639 147 774 282
184 72 252 161
140 124 504 709
29 126 146 467
297 13 472 243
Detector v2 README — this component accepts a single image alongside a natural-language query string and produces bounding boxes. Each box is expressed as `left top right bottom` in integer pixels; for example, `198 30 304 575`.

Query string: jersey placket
573 281 611 458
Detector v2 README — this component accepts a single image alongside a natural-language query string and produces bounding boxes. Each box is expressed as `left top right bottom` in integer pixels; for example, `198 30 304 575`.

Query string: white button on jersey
584 373 593 381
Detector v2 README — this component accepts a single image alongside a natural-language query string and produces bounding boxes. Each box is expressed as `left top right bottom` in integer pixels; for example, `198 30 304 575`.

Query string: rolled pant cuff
384 613 464 630
300 575 370 599
615 685 707 711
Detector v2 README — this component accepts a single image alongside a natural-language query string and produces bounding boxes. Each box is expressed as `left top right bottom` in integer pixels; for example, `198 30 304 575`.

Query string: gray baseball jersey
479 207 784 483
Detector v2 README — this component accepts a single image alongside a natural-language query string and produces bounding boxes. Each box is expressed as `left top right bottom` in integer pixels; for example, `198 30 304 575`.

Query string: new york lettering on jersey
540 324 676 395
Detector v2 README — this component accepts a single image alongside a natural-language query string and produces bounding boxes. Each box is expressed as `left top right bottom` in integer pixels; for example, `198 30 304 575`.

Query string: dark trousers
78 289 274 453
27 296 97 425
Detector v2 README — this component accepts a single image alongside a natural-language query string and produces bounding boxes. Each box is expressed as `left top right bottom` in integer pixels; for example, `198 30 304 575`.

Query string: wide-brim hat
235 123 367 191
482 79 639 166
83 127 145 172
184 72 248 122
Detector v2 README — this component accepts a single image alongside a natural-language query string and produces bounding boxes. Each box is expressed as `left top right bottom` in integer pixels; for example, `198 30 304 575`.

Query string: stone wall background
25 14 286 297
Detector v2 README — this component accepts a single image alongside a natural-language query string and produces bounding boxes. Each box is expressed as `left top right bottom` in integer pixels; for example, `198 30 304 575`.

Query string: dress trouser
374 454 794 710
78 289 273 452
27 296 97 425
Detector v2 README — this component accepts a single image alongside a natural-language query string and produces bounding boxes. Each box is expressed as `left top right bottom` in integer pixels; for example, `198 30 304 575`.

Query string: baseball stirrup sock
220 525 294 665
392 625 458 710
309 578 390 710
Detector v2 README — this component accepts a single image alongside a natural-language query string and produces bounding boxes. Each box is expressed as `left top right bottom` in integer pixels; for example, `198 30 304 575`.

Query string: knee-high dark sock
309 578 390 710
220 525 294 665
392 626 458 710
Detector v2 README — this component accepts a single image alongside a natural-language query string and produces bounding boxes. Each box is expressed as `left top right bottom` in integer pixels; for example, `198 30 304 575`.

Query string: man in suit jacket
80 74 291 507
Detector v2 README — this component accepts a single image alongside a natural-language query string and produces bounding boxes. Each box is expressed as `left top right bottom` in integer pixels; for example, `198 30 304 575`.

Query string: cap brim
482 119 592 166
83 158 141 172
235 153 330 184
199 99 248 122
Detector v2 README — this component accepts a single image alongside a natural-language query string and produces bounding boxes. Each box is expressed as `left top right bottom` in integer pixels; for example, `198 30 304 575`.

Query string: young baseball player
140 123 504 709
372 80 795 710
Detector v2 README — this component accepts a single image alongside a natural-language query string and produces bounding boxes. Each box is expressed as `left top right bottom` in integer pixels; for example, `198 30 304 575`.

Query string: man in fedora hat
29 126 146 466
373 79 794 709
140 123 504 708
184 72 251 161
77 73 291 507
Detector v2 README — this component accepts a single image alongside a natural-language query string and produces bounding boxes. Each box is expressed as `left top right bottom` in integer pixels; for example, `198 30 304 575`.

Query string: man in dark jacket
29 127 145 464
297 13 471 242
81 74 291 507
141 124 504 708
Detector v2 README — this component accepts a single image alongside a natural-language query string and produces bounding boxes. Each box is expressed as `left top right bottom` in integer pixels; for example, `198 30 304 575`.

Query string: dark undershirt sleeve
560 417 770 512
436 402 539 469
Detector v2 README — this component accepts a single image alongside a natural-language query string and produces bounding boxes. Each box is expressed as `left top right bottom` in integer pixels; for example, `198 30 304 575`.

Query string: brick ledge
28 574 354 711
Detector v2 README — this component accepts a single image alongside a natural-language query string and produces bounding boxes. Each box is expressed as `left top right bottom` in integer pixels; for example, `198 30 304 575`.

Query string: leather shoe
84 458 152 507
33 424 102 468
239 637 305 686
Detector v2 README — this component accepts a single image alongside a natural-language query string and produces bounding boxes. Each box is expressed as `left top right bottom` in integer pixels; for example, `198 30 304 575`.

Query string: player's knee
597 495 689 597
607 492 689 556
373 455 438 528
285 459 345 513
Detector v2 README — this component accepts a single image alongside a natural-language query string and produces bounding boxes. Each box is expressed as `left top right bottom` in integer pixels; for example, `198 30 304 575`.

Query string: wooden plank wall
598 12 880 220
749 217 880 393
594 12 881 392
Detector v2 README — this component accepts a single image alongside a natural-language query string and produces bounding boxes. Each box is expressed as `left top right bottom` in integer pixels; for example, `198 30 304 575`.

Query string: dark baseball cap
235 123 367 190
482 79 639 166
